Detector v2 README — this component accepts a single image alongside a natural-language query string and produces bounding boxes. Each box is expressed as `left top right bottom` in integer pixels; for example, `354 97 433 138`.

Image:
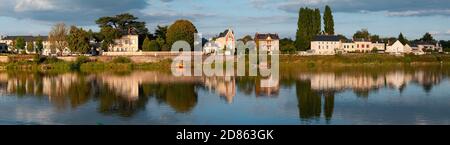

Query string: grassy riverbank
1 54 449 72
0 55 172 73
280 54 450 68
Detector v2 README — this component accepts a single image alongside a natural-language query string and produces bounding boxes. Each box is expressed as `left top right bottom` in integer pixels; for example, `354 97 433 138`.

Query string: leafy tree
337 34 348 41
15 37 26 52
156 37 165 49
370 35 380 42
440 40 450 52
295 7 321 51
353 29 370 40
26 41 34 53
239 35 253 44
166 19 198 50
49 22 68 55
96 13 149 35
420 32 435 42
280 38 296 54
67 26 91 54
398 33 409 45
99 27 121 51
323 5 334 35
155 25 168 40
148 40 160 51
35 37 44 54
142 37 151 51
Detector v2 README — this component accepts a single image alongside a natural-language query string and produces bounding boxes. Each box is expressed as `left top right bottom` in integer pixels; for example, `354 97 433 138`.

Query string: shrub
112 56 132 63
71 56 91 69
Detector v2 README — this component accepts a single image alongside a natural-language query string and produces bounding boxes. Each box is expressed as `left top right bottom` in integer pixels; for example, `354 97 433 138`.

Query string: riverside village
0 5 449 65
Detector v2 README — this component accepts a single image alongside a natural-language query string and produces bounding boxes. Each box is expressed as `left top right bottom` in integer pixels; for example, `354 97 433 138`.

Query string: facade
353 38 372 53
386 40 406 54
342 40 356 52
372 42 386 52
310 35 341 55
203 39 221 55
413 41 443 52
108 35 139 52
215 28 235 55
0 35 50 54
310 35 392 55
254 33 279 55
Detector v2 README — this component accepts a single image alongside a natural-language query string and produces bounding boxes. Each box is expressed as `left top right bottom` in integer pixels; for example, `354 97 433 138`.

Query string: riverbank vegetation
1 54 450 73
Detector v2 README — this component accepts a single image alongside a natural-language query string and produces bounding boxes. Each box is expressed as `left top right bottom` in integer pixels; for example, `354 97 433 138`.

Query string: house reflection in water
295 69 444 122
204 76 236 103
0 67 445 120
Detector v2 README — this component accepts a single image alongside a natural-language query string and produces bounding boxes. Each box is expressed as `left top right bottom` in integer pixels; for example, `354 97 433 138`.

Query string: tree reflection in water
1 65 449 123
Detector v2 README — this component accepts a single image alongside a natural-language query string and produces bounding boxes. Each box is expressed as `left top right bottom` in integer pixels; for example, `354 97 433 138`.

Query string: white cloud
14 0 57 12
387 9 450 17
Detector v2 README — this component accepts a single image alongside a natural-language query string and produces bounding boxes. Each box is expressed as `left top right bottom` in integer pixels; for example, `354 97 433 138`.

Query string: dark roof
2 36 48 41
313 35 340 41
218 29 233 37
414 41 435 45
353 38 370 42
255 33 279 40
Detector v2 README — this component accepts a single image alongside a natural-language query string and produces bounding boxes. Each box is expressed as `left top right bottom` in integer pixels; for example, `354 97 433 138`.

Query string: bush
71 56 91 69
112 56 132 63
34 56 62 64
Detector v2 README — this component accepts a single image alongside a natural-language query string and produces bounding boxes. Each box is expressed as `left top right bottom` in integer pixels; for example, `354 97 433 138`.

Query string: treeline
278 5 335 52
40 13 199 55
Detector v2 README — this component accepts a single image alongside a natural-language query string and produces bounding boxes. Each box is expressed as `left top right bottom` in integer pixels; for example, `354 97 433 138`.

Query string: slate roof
255 33 280 40
218 29 233 37
2 36 48 41
313 35 340 41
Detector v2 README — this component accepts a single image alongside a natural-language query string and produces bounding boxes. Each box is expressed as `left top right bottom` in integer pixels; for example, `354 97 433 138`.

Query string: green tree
67 26 91 54
96 13 149 35
142 37 151 51
35 37 44 54
239 35 253 44
148 40 160 51
353 29 370 40
154 25 168 40
15 37 26 52
398 33 409 45
323 5 335 35
99 27 121 51
337 34 348 41
370 35 380 42
26 41 34 53
420 32 434 42
295 7 321 51
166 19 198 50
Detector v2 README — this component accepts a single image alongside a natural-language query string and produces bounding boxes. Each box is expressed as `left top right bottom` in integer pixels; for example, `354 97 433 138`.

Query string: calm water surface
1 66 450 125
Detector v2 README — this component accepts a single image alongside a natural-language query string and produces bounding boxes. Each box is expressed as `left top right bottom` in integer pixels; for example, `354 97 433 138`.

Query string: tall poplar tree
295 7 322 51
323 5 335 35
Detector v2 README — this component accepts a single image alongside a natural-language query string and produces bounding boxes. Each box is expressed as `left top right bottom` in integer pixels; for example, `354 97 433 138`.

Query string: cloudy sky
0 0 450 40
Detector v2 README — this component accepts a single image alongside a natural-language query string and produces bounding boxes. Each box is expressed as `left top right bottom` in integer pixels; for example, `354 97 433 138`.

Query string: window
366 44 369 48
357 44 359 48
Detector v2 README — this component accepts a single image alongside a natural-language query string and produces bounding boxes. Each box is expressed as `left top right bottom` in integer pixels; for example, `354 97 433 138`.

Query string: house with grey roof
254 33 279 55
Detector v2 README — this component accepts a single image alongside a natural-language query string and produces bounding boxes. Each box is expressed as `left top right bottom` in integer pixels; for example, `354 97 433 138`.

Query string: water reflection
0 65 449 124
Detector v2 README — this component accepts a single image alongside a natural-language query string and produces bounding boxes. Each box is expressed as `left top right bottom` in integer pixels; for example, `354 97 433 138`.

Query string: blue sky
0 0 450 40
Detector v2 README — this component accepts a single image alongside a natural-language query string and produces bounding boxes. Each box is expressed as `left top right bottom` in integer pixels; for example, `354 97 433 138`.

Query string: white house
0 35 51 54
203 39 221 55
386 40 406 55
413 41 443 52
310 35 341 55
215 28 235 55
254 33 279 55
108 35 139 52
